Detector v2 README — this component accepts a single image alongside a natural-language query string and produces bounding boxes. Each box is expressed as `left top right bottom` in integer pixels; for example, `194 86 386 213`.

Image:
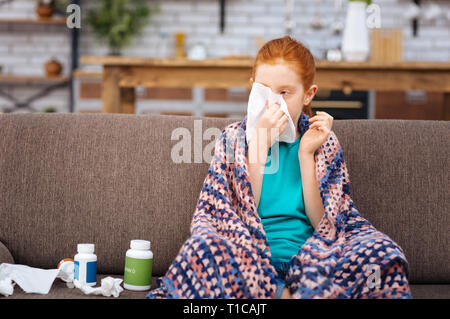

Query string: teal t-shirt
257 136 315 263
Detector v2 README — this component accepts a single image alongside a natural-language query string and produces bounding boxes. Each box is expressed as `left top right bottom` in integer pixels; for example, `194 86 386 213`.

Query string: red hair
250 36 316 117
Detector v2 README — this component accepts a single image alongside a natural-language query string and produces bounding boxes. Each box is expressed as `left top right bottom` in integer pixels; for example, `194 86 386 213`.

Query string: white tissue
0 263 60 296
246 82 297 144
73 276 124 298
57 260 75 288
0 277 15 297
0 262 124 298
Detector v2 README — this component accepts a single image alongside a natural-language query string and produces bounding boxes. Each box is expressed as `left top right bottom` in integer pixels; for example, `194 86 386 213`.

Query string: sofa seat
5 274 153 299
4 274 450 299
409 284 450 299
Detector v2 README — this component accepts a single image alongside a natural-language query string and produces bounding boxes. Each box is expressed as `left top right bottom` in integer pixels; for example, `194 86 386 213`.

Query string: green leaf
86 0 152 54
348 0 372 5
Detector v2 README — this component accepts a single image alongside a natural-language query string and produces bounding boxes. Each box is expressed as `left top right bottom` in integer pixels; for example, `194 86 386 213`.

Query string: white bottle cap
77 243 95 254
130 240 151 250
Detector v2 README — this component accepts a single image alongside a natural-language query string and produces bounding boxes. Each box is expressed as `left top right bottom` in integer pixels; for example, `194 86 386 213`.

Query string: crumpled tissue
246 82 297 144
73 277 124 298
57 259 75 287
0 263 123 298
0 263 61 296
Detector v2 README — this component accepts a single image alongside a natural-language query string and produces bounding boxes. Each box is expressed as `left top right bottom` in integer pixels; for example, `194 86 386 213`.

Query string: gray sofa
0 113 449 299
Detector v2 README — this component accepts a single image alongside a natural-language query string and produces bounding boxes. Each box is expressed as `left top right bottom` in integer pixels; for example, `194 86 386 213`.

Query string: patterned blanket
147 112 412 299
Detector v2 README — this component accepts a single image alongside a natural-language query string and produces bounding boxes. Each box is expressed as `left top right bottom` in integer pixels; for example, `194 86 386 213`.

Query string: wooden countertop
81 56 255 67
81 56 450 71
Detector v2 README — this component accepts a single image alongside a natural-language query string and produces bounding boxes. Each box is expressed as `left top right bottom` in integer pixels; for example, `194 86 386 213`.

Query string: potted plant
35 0 54 19
42 106 58 113
87 0 153 56
341 0 372 61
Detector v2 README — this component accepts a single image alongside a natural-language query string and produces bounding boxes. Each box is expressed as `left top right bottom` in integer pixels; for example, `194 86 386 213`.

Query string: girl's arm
298 111 334 230
247 134 269 208
247 101 288 209
298 151 324 230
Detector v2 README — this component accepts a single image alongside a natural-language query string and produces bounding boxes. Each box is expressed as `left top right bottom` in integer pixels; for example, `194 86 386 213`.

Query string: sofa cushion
4 274 450 299
0 114 234 277
332 119 450 284
4 276 450 299
0 242 14 264
409 284 450 299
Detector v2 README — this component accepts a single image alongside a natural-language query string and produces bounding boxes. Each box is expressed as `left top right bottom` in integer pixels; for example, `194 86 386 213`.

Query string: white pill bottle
74 243 97 287
123 240 153 291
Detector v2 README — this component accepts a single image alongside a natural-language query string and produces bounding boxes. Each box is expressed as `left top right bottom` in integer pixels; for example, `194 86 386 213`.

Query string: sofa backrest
0 114 448 284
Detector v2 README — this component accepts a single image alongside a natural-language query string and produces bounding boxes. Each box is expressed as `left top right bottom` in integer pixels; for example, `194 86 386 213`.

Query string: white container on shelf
341 1 370 62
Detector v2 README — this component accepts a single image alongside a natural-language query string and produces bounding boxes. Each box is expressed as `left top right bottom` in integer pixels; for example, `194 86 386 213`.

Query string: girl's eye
280 91 288 95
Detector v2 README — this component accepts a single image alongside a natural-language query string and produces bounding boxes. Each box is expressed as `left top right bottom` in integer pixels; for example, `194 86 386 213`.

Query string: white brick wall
0 0 449 113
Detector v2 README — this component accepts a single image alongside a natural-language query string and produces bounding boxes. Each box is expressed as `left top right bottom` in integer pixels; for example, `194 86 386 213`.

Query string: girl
247 37 333 299
147 36 411 299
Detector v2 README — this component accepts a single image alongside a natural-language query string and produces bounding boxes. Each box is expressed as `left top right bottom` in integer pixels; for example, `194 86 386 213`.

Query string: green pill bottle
124 240 153 291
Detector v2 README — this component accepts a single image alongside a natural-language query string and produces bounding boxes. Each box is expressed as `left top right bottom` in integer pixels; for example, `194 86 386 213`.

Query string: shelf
0 11 78 112
0 74 70 111
0 17 67 25
0 74 69 84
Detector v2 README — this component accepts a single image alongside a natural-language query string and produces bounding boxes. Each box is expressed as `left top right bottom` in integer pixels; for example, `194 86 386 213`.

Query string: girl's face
253 60 317 127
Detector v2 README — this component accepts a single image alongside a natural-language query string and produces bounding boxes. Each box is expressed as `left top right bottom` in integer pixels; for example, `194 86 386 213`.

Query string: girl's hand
299 111 333 155
254 100 289 149
248 100 288 208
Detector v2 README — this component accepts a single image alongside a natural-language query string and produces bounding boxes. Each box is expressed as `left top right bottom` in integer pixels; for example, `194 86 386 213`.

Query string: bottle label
86 261 97 283
124 256 152 286
74 260 97 284
74 261 79 280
